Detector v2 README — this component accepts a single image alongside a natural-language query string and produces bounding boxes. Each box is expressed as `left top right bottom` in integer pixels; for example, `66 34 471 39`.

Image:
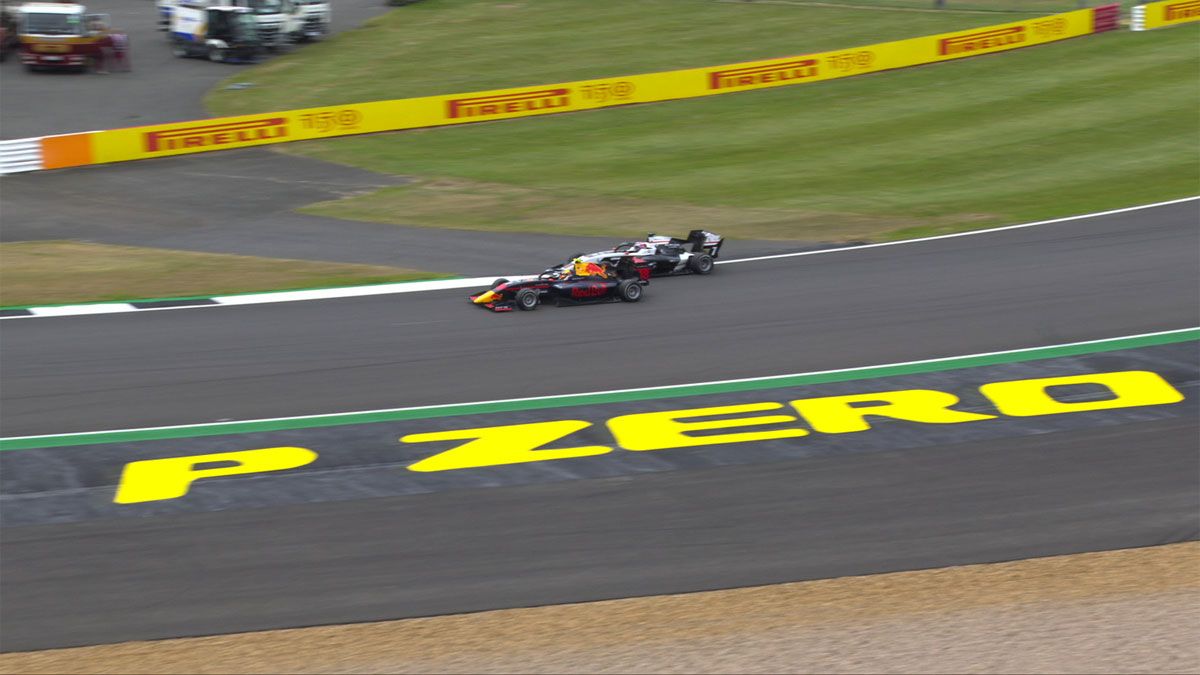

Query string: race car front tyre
618 279 643 302
688 253 715 275
491 278 509 289
516 288 539 310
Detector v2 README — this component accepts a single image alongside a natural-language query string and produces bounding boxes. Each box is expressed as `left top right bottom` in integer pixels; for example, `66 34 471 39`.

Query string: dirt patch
3 543 1195 674
298 178 998 242
0 241 444 307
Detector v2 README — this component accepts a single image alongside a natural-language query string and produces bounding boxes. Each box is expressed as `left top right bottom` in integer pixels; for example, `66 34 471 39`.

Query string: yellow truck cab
17 1 108 71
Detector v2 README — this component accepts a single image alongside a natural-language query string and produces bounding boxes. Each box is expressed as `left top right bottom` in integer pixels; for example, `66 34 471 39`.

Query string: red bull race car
567 230 723 277
471 258 648 312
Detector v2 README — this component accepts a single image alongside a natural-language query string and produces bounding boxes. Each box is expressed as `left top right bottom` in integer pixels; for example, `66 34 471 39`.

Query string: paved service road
2 200 1196 437
0 149 808 271
0 0 393 139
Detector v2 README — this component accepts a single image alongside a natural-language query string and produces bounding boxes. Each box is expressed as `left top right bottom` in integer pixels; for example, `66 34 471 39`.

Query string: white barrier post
0 138 45 175
1132 4 1147 30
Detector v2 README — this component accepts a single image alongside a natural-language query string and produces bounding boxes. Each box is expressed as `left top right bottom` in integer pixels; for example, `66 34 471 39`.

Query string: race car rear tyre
491 278 509 289
688 253 715 275
618 279 643 303
208 46 226 63
515 288 539 311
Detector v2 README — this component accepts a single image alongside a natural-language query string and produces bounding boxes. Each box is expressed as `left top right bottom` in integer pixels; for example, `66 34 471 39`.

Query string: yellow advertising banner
86 6 1112 167
1133 0 1200 30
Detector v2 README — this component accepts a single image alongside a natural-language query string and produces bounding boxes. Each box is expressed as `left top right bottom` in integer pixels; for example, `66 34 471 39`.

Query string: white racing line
2 196 1197 320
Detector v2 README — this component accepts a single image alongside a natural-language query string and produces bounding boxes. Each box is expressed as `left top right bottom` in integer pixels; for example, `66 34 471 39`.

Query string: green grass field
762 0 1131 13
0 242 446 308
207 0 1199 242
208 0 1047 115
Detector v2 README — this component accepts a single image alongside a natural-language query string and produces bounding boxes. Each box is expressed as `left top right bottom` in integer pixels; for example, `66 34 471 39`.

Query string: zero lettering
608 402 808 451
403 420 611 472
790 390 995 433
979 371 1183 416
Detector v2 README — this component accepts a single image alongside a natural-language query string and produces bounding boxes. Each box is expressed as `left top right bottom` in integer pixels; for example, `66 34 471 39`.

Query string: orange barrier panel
40 133 93 170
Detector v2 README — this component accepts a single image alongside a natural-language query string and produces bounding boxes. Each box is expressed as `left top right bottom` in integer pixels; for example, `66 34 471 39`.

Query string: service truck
170 0 260 62
291 0 328 41
239 0 299 47
160 0 321 47
156 0 171 30
16 2 108 71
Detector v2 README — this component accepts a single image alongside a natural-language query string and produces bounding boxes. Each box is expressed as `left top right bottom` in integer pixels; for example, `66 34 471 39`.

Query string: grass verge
207 1 1199 241
749 0 1137 13
207 1 1038 116
0 242 447 308
295 24 1199 241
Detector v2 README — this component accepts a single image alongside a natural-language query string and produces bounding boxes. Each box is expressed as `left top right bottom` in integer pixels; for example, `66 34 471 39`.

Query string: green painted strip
3 328 1196 451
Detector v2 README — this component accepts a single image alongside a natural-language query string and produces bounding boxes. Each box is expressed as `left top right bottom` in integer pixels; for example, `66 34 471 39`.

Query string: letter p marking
114 447 317 504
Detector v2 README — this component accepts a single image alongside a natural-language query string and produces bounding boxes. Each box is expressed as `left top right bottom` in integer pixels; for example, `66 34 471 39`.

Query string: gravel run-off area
2 542 1196 674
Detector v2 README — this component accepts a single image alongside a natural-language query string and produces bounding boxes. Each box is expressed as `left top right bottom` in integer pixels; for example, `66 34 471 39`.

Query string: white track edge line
4 326 1195 442
3 196 1197 320
718 195 1200 264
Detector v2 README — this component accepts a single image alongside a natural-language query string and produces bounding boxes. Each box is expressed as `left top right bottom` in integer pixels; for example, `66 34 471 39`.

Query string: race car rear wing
647 230 724 258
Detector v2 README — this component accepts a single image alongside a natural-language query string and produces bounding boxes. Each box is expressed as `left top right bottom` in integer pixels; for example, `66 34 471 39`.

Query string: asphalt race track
1 198 1197 651
2 200 1197 436
1 1 1199 652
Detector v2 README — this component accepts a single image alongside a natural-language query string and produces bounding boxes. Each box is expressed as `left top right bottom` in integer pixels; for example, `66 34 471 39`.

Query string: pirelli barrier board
1133 0 1200 30
43 5 1121 170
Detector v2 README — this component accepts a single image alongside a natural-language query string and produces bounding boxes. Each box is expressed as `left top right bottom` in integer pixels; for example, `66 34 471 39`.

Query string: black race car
470 259 648 312
567 230 724 277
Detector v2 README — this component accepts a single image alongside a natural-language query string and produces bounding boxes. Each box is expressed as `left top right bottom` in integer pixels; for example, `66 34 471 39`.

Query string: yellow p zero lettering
403 420 611 472
607 403 807 452
980 370 1184 416
114 447 317 504
790 390 995 433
